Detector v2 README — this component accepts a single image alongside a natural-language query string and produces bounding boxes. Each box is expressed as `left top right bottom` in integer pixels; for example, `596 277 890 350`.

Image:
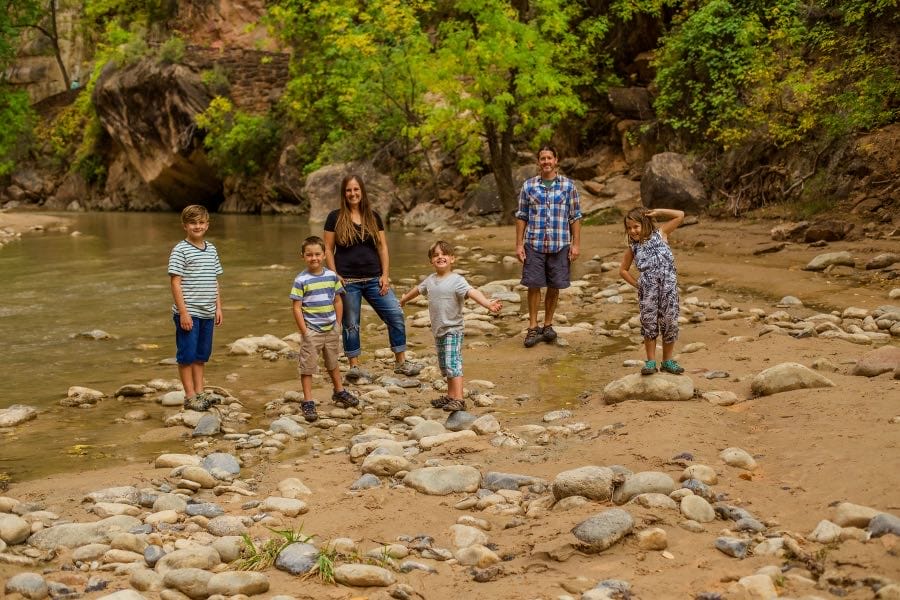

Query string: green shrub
195 97 281 176
158 35 186 64
201 65 230 96
0 89 36 177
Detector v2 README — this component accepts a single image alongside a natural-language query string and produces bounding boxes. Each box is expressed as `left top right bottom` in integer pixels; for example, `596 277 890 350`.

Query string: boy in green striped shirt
290 236 359 422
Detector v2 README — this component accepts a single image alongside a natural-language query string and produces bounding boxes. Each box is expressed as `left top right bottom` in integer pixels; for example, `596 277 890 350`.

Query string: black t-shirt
324 209 385 278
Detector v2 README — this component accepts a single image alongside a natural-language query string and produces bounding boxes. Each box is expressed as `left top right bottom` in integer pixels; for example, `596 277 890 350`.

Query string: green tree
268 0 435 174
421 0 592 223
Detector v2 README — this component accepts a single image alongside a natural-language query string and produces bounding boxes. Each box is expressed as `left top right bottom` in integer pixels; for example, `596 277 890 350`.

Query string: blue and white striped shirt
515 174 582 253
289 268 344 332
168 240 223 319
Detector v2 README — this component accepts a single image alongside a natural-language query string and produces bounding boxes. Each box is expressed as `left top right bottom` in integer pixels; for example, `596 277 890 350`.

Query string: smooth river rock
5 572 48 599
852 345 900 377
0 404 38 427
602 373 694 404
27 516 142 550
612 471 675 505
750 362 835 397
403 465 481 495
206 571 269 596
571 508 634 552
333 564 395 587
553 466 615 501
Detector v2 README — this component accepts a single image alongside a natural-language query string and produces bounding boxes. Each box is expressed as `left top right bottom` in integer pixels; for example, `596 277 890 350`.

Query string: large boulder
93 59 221 211
804 219 854 242
852 345 900 377
461 165 532 218
305 162 395 224
750 362 835 397
606 87 654 120
640 153 707 213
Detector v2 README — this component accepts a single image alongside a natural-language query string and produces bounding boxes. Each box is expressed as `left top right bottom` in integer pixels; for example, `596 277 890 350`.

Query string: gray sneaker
346 365 372 382
183 393 213 412
394 361 423 377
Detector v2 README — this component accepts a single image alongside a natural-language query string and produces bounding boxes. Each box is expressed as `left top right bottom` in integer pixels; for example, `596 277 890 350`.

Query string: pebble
714 536 749 558
553 466 615 501
403 465 481 495
833 501 880 527
636 527 668 550
333 564 395 587
681 465 718 485
454 544 501 567
680 495 715 523
719 447 757 470
4 572 48 599
571 508 634 551
274 542 318 575
207 571 269 595
612 471 675 504
350 474 382 490
869 513 900 537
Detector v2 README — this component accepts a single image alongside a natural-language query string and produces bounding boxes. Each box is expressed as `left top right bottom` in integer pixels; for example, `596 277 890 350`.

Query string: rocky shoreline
2 222 899 600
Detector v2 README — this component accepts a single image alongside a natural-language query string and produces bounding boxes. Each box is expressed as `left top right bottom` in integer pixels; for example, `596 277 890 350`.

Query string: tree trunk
485 119 517 225
48 0 70 90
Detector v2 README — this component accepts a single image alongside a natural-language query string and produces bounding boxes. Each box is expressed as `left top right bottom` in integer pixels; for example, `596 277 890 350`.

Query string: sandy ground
3 216 899 599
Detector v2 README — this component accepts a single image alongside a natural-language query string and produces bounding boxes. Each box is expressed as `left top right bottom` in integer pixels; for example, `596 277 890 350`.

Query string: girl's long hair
334 175 382 248
624 207 656 243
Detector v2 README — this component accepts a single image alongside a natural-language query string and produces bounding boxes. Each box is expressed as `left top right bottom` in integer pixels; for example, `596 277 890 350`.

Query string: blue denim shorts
174 314 215 364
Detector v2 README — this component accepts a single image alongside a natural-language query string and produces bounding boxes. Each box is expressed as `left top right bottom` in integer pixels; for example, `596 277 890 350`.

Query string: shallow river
2 213 598 483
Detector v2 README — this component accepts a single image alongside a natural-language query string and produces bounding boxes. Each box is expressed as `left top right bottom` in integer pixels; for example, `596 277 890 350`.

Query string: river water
3 212 590 483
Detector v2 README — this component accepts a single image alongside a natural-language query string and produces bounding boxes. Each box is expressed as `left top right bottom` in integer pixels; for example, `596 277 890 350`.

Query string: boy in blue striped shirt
168 205 223 412
290 236 360 422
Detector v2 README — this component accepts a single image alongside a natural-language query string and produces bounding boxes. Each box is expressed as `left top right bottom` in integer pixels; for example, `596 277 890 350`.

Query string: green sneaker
640 360 658 376
661 359 685 375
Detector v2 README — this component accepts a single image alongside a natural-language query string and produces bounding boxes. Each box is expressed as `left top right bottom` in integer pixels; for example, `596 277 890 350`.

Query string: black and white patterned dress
629 230 679 342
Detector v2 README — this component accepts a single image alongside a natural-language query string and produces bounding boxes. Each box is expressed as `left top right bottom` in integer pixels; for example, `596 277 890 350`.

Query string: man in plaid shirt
514 145 582 348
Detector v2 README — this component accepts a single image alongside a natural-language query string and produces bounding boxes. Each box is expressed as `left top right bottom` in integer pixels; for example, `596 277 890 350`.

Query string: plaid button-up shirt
515 175 582 253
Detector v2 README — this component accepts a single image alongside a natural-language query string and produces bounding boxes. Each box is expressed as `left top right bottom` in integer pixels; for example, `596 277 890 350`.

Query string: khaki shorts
297 328 340 375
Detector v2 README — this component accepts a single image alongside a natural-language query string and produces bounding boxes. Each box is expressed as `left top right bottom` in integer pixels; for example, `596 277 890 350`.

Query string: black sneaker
542 325 557 343
524 327 543 348
332 389 360 408
301 401 318 422
431 395 451 409
442 398 466 412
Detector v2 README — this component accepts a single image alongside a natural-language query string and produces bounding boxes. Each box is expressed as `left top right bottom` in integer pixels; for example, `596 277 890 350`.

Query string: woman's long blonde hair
334 174 382 248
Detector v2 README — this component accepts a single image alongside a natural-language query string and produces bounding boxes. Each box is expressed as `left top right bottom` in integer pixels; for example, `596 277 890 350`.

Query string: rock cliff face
92 60 222 211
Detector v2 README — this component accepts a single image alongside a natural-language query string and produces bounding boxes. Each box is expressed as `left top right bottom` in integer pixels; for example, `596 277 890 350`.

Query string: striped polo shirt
168 239 223 319
289 268 344 332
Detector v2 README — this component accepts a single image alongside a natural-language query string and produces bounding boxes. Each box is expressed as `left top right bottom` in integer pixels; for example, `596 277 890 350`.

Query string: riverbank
1 217 898 599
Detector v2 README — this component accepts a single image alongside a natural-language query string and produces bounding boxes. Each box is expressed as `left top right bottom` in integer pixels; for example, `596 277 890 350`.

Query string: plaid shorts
436 331 464 378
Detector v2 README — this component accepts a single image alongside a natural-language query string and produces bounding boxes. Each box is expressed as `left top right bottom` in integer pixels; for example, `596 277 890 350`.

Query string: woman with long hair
324 174 421 380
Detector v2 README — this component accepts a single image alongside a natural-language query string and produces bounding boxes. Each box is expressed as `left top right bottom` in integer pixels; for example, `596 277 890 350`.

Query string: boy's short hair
302 235 326 253
427 240 455 259
181 205 209 224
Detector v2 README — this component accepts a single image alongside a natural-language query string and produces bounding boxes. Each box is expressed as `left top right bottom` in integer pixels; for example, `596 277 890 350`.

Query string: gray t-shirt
417 272 471 338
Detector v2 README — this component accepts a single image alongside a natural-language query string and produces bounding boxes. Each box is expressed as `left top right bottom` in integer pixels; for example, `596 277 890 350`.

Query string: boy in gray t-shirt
400 241 501 412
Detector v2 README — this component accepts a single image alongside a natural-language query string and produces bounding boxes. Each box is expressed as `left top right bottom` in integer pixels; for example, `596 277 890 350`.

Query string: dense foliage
1 0 897 211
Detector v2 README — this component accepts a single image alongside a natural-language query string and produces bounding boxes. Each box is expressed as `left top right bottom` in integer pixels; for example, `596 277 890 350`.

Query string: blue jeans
341 278 407 358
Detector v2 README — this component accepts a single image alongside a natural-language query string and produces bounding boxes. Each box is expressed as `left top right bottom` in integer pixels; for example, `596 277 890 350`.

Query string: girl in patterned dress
619 207 686 375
